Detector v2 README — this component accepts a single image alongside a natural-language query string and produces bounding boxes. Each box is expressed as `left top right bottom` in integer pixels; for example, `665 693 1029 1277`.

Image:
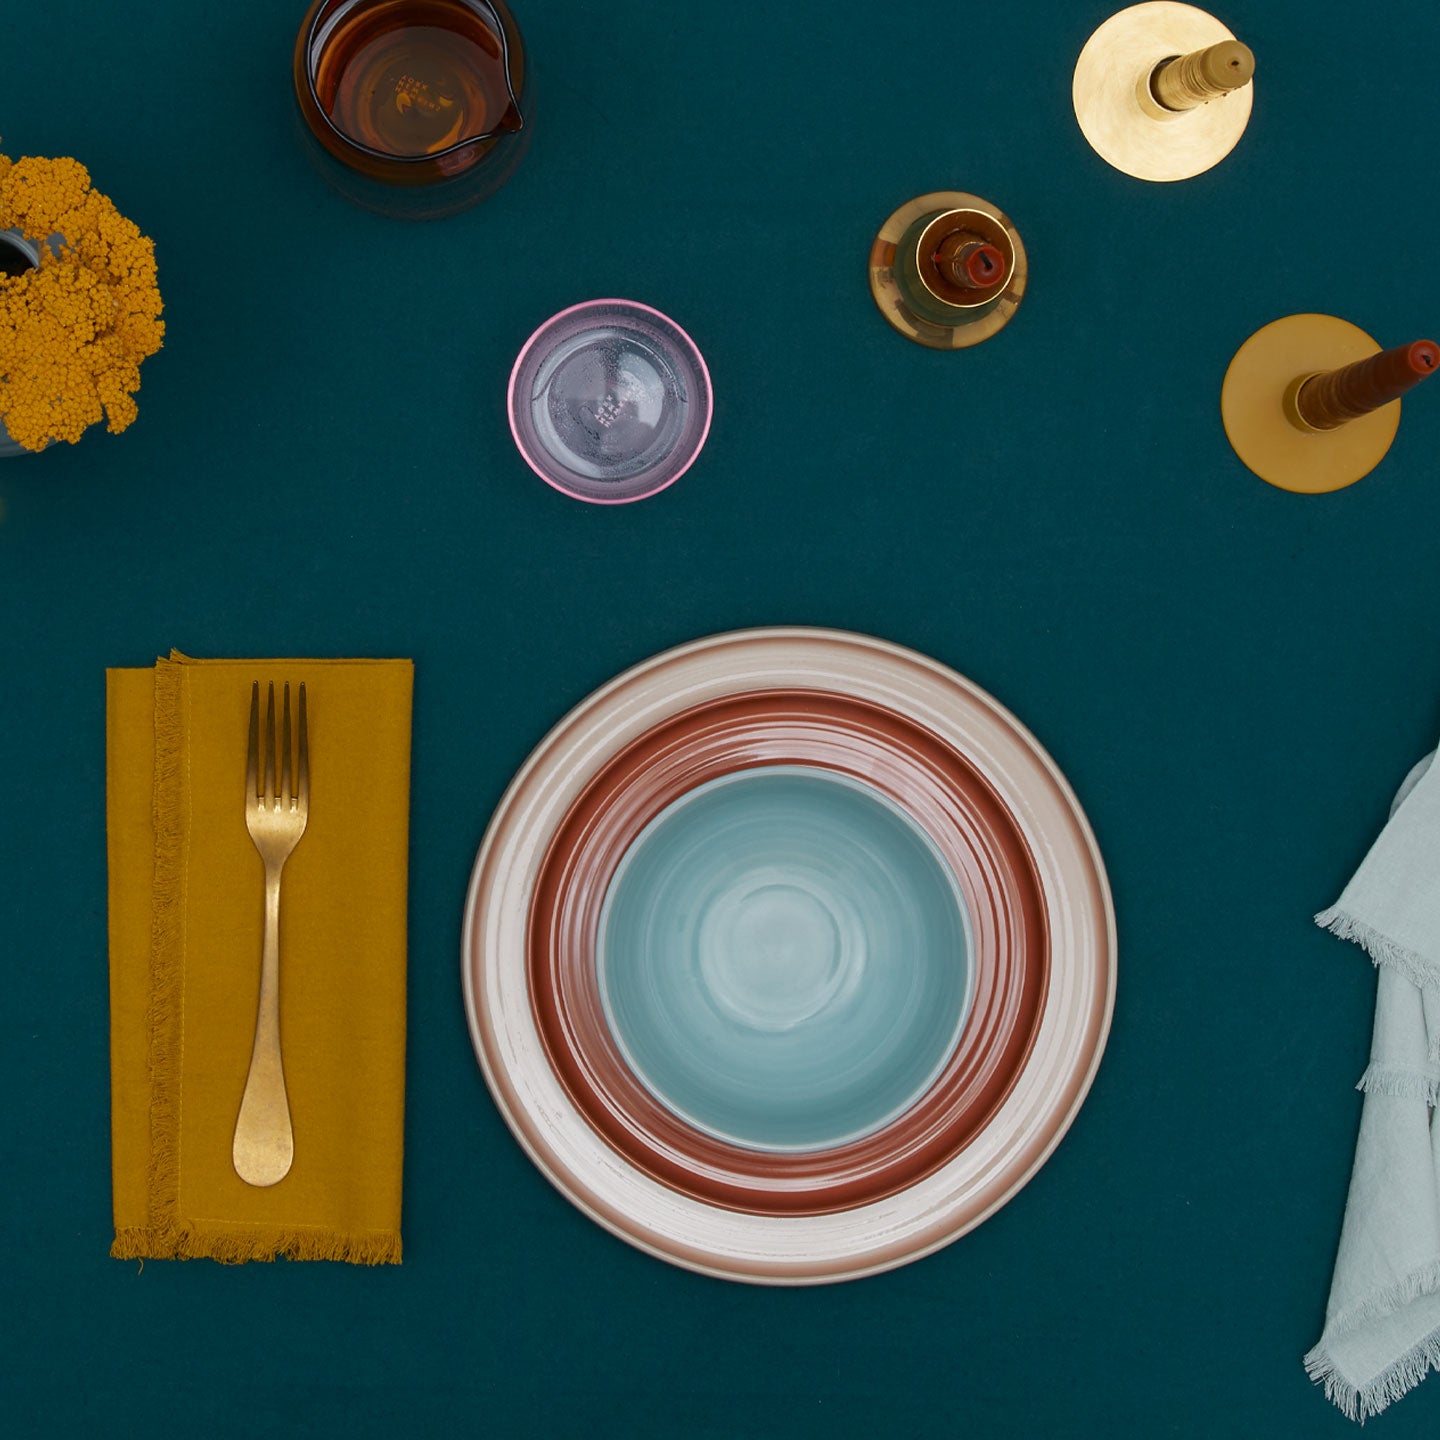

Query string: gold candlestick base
1073 3 1253 182
1221 315 1401 494
868 192 1027 349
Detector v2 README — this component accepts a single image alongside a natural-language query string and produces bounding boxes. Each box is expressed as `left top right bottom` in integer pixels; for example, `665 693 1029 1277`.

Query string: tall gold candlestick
1073 4 1255 181
1223 318 1438 493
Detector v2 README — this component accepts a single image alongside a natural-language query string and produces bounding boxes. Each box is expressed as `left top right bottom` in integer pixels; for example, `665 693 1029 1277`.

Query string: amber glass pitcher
294 0 528 218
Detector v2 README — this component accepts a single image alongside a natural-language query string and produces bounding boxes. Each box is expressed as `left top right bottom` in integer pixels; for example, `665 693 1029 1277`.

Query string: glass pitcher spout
452 1 524 144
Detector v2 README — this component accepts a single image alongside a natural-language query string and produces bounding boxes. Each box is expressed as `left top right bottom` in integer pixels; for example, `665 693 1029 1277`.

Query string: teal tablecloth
3 1 1439 1434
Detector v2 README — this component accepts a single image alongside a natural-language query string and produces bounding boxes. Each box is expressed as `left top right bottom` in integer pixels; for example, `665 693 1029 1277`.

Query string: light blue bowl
597 765 974 1153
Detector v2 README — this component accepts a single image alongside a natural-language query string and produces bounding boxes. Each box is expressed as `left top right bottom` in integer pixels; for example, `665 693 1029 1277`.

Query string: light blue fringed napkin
1307 751 1440 1421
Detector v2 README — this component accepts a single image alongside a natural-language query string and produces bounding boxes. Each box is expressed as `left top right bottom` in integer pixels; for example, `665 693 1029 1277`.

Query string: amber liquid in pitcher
314 0 512 157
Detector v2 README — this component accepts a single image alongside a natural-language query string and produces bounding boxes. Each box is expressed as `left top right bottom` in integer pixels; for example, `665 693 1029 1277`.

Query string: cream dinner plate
462 628 1116 1284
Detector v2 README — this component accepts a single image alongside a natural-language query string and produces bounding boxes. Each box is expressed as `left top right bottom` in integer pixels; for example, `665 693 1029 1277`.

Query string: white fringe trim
1357 1064 1440 1107
1306 1331 1440 1423
1315 907 1440 993
1307 1261 1440 1422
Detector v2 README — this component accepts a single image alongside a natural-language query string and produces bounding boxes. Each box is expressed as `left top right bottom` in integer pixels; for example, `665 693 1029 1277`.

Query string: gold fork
233 681 309 1187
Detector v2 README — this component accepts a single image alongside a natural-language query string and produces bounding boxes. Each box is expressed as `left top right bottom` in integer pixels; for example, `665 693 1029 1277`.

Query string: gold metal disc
868 192 1028 350
1073 2 1253 182
1221 315 1400 494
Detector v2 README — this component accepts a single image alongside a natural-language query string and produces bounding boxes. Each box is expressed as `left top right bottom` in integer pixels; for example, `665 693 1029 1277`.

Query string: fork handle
233 866 294 1186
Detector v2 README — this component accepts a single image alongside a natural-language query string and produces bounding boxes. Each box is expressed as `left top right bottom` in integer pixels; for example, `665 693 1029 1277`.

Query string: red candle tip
1407 340 1440 374
963 244 1006 288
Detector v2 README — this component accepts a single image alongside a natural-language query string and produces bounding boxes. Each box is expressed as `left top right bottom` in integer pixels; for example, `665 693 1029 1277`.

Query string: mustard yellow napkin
107 653 413 1264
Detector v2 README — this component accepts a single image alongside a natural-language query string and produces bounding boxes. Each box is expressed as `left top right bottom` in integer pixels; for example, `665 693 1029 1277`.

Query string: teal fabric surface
2 0 1439 1433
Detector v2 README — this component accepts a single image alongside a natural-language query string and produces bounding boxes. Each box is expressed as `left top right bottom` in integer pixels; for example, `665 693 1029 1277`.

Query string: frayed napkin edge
1315 907 1440 994
1357 1064 1440 1107
143 661 186 1241
111 1225 401 1266
1306 1259 1440 1425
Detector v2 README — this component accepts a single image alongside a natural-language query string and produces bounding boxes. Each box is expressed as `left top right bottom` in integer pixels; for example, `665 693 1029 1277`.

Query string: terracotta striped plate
463 629 1115 1284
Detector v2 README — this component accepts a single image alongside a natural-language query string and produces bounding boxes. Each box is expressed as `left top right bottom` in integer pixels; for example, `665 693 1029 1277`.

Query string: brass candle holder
868 192 1027 349
1221 316 1439 493
1073 3 1254 182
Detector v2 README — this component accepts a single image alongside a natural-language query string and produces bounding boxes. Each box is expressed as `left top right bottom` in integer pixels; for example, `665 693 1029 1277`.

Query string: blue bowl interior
597 765 974 1152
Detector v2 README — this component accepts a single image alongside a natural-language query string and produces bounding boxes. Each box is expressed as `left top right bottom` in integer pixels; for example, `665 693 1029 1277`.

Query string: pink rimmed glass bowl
507 300 713 504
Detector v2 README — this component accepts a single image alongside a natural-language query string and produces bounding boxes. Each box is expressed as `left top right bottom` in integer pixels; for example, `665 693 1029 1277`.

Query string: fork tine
281 683 292 810
297 682 309 811
263 682 277 808
246 682 260 800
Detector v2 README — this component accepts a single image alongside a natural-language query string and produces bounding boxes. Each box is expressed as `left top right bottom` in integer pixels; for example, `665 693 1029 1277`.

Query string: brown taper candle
1293 340 1440 431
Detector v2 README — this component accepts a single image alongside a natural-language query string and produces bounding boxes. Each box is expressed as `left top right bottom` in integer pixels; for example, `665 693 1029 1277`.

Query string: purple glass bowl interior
508 300 712 504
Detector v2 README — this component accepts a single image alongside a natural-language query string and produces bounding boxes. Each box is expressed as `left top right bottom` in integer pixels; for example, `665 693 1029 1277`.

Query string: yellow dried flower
0 147 164 452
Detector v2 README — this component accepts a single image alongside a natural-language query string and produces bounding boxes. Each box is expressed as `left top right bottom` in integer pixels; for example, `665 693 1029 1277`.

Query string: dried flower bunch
0 148 164 451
